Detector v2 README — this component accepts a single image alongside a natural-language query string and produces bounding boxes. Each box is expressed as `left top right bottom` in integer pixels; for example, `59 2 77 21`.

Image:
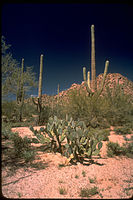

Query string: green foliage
38 106 52 125
2 123 36 163
82 170 86 177
75 175 79 179
114 127 131 135
89 177 96 183
104 83 133 127
2 122 13 139
79 186 98 197
1 36 37 101
122 142 133 158
65 88 110 128
107 141 133 158
2 101 19 122
2 100 38 124
7 133 35 162
10 132 36 162
59 187 67 195
65 89 89 121
88 128 110 141
64 79 133 129
52 102 66 120
107 142 124 157
22 102 37 119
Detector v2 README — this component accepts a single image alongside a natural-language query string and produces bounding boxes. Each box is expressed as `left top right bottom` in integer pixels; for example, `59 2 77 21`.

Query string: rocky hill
51 73 133 99
27 73 133 106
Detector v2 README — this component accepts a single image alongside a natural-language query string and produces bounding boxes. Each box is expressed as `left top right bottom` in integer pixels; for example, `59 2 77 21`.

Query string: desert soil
2 126 133 199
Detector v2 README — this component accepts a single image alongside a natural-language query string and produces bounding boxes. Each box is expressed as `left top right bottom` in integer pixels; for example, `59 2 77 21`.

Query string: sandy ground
2 126 133 199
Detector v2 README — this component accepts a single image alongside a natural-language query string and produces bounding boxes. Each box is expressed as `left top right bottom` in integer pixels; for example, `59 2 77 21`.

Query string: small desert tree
2 36 38 102
1 36 38 121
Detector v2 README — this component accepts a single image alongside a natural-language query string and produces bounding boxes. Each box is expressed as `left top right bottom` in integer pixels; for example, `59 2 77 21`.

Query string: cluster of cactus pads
30 115 104 163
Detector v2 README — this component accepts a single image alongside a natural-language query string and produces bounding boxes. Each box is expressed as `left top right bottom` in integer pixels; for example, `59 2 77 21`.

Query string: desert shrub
122 142 133 158
65 88 89 121
22 102 37 120
65 88 110 128
88 128 110 141
2 123 36 163
107 141 133 158
114 127 131 135
104 84 133 127
51 102 66 120
79 186 98 197
59 187 67 195
89 177 96 183
2 122 13 139
38 105 52 125
11 133 36 162
107 142 124 157
2 100 19 122
82 170 86 177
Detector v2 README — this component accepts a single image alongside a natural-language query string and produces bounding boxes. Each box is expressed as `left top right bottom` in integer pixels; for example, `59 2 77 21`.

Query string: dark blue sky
2 3 133 96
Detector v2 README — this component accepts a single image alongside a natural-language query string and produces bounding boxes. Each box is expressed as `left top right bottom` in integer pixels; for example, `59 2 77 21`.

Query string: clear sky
2 3 133 96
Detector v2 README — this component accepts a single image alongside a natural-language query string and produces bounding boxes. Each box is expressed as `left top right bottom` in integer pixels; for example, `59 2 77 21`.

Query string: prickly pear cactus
30 115 104 163
63 116 103 162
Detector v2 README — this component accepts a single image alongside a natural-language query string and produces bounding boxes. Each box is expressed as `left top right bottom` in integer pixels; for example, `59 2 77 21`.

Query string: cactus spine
91 25 96 91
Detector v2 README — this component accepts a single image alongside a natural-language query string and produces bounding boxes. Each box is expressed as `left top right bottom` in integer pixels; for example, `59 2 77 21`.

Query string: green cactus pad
98 142 103 150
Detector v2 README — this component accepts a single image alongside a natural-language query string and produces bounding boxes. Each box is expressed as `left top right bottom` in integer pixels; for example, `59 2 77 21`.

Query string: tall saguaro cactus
38 54 43 99
57 84 60 102
32 54 44 123
20 58 24 99
17 58 24 121
83 25 109 97
91 24 96 91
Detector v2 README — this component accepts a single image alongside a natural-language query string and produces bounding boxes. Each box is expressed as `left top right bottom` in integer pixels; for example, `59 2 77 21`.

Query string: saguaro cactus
38 54 43 99
17 58 24 121
91 24 96 91
83 62 109 97
57 83 60 103
83 25 109 97
32 54 44 123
